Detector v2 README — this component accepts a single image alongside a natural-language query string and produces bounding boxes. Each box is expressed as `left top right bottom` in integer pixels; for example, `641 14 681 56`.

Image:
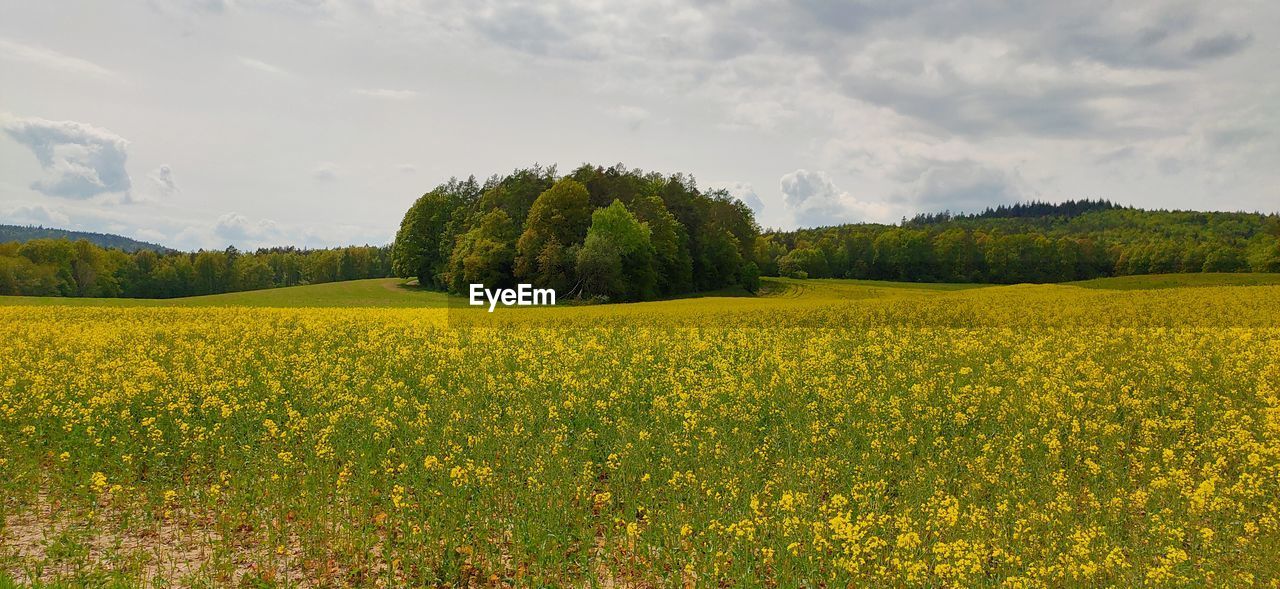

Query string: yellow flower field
2 282 1280 587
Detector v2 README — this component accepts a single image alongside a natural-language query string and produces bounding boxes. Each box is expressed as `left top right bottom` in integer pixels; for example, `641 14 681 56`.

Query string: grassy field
0 276 982 308
2 275 1280 587
1069 272 1280 290
0 278 452 308
3 272 1276 309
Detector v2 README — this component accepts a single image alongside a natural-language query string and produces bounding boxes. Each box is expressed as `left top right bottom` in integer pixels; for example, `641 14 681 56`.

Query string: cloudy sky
1 1 1277 250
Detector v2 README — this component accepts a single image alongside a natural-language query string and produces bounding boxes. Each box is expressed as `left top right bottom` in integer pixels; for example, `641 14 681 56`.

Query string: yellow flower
90 471 108 494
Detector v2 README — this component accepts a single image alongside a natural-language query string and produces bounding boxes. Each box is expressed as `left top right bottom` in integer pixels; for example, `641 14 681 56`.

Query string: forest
392 164 761 301
394 167 1280 295
0 239 390 297
760 200 1280 283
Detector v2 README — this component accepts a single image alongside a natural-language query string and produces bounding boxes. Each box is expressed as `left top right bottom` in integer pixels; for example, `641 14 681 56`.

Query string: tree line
392 164 761 301
0 224 169 253
760 201 1280 283
7 193 1278 300
0 239 391 298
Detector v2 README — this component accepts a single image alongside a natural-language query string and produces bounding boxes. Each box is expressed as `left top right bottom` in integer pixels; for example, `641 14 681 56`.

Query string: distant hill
0 224 171 253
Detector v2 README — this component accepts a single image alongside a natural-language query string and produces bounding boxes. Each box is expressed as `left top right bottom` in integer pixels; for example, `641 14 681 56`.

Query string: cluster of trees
392 164 761 301
0 239 391 297
761 201 1280 283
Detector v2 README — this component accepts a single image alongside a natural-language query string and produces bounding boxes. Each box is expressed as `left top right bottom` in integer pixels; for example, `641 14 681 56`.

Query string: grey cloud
842 58 1176 140
149 0 230 15
782 2 1258 141
780 169 891 226
312 162 339 181
3 203 71 227
1206 127 1267 151
468 2 599 60
895 160 1025 214
462 1 761 64
781 169 845 227
352 88 419 100
877 3 1249 71
1055 26 1253 70
195 0 230 13
734 1 1253 87
1095 146 1137 166
2 116 133 199
794 0 926 34
1186 32 1253 61
1158 157 1185 176
148 165 179 198
780 169 838 210
1034 11 1199 70
604 105 651 129
724 99 793 131
703 27 758 60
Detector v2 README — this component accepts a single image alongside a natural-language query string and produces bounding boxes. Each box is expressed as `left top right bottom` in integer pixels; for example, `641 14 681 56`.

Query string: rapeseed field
2 281 1279 586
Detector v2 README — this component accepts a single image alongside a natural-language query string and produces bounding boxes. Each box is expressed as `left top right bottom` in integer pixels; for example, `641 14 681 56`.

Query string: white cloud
146 164 180 199
312 162 339 181
172 225 213 250
724 100 793 132
1 115 133 199
352 88 419 100
148 0 231 16
894 160 1028 213
711 181 765 215
214 212 281 243
603 105 651 129
0 38 115 78
134 228 168 243
780 169 895 226
3 203 71 227
238 56 286 75
397 163 418 173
